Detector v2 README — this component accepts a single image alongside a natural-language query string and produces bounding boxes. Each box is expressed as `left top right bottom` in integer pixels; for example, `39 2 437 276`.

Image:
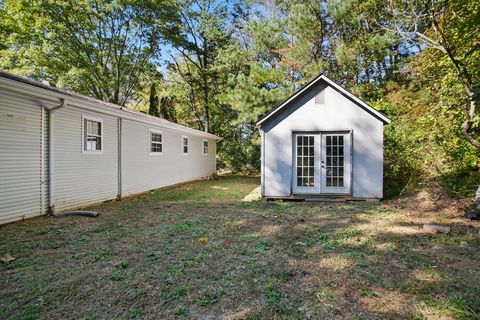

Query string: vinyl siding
1 76 219 225
0 94 44 223
53 106 118 210
121 120 216 196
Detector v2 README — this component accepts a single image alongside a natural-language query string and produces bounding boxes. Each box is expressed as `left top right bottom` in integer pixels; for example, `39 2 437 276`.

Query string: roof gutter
48 98 66 216
0 75 221 141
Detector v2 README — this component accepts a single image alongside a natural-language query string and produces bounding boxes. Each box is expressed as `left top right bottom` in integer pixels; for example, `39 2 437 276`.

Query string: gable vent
315 90 325 104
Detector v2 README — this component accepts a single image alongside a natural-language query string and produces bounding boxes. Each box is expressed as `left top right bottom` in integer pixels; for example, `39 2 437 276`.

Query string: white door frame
292 133 321 194
320 131 352 194
292 130 352 195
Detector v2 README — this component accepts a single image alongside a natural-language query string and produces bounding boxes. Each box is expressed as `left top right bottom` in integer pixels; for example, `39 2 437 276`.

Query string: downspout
260 128 265 197
40 106 45 215
48 99 66 215
117 117 122 200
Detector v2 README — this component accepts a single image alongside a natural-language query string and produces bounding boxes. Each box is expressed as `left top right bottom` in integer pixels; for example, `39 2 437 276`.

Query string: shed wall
121 120 216 196
261 84 384 198
0 94 45 223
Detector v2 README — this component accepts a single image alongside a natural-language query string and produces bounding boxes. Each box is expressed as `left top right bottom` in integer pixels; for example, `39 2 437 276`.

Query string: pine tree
148 84 160 117
159 96 177 122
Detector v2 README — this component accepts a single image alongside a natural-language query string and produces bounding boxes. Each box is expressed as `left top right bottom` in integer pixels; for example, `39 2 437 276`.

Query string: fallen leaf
223 239 231 246
0 253 15 264
198 237 208 244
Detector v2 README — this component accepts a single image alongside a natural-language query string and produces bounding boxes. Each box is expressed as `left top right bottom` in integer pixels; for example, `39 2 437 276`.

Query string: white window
182 136 189 154
150 130 163 154
202 139 209 155
83 116 103 153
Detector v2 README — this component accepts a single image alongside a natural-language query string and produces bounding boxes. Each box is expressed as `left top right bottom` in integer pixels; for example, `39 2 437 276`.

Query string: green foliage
1 0 478 191
148 84 160 117
0 0 180 105
159 96 177 123
373 75 479 198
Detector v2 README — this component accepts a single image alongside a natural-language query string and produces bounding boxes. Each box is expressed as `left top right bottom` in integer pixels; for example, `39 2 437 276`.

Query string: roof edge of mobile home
0 71 221 141
256 74 391 126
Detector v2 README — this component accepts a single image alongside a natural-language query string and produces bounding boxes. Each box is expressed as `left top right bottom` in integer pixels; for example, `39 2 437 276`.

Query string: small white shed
0 72 220 225
257 74 391 200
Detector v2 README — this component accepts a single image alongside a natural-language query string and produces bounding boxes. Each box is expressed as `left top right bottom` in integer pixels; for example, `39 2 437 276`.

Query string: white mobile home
257 74 391 200
0 72 219 225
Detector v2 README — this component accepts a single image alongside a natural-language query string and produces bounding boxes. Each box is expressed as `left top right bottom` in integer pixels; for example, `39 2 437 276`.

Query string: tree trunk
461 95 480 150
431 16 480 151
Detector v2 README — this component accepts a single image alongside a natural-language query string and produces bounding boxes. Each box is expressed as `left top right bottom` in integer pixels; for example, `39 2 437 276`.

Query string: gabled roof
256 74 391 126
0 71 220 140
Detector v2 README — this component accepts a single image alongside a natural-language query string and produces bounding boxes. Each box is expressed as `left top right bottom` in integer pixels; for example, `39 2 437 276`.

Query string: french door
293 132 351 195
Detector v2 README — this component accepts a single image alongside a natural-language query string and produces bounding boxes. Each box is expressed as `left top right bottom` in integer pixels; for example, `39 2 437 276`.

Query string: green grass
0 175 479 319
146 175 259 202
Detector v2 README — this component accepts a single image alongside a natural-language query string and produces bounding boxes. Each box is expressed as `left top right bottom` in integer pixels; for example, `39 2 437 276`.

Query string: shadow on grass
0 178 479 319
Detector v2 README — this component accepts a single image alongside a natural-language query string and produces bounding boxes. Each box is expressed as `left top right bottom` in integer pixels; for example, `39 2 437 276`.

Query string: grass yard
1 176 479 319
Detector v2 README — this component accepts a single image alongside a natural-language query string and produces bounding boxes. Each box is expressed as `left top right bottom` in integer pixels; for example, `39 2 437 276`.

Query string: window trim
149 129 163 155
202 139 209 155
182 135 189 155
82 115 103 154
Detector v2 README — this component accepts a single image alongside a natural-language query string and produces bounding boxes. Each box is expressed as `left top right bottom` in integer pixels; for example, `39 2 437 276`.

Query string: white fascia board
0 76 221 140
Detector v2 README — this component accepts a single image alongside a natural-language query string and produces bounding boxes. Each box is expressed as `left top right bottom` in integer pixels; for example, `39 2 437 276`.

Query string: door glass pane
308 178 314 186
325 134 345 188
296 135 315 188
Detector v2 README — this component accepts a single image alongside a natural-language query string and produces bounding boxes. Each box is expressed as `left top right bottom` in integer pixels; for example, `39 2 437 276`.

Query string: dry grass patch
1 176 479 319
